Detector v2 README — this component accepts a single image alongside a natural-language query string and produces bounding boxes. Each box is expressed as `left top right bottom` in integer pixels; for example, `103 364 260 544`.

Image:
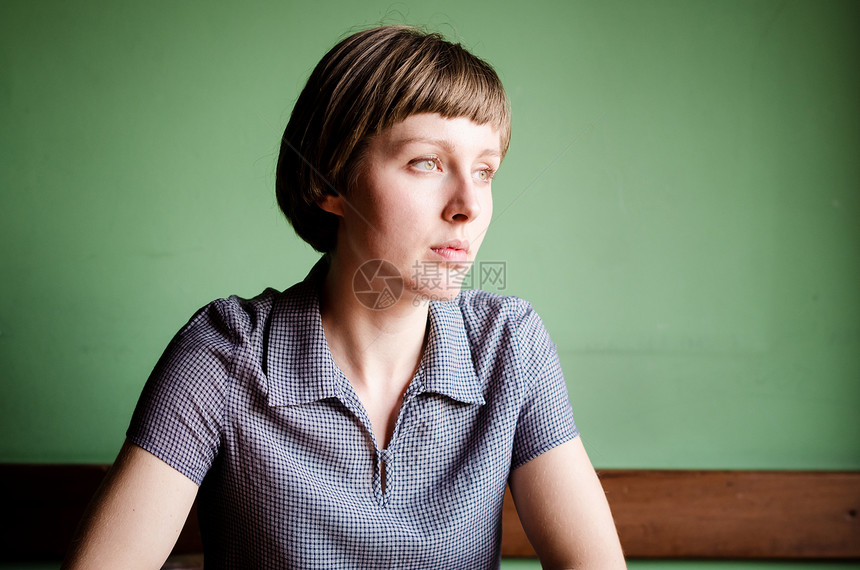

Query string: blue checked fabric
128 262 578 569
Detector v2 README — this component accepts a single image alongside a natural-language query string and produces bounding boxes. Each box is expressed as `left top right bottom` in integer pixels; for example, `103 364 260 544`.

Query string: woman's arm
509 437 626 569
62 439 199 570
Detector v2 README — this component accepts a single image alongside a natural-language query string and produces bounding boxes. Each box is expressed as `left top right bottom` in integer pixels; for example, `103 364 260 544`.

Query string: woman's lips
431 247 469 262
430 240 470 263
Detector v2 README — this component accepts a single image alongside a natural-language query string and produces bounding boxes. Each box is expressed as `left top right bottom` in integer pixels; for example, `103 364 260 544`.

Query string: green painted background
2 0 858 567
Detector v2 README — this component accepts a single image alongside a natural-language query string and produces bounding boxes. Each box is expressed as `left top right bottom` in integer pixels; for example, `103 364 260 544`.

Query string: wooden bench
1 464 858 565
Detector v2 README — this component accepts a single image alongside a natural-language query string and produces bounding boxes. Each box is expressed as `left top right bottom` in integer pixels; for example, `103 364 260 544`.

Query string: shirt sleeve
127 299 237 485
510 303 579 470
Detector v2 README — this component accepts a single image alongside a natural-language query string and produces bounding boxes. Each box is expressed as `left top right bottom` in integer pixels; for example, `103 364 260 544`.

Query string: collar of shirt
264 262 485 408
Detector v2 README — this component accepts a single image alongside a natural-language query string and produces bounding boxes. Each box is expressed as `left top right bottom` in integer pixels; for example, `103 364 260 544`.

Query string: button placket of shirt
330 379 382 499
332 375 402 507
375 374 426 507
375 447 393 506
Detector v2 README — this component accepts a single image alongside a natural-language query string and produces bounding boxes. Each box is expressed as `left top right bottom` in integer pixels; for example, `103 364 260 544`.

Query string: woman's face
324 113 501 302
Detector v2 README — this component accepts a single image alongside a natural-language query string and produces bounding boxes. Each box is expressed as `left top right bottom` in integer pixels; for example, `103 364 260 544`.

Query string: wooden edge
502 470 860 560
1 465 858 561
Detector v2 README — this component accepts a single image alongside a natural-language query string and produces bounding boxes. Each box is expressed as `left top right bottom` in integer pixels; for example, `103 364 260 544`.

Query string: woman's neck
318 253 429 396
318 253 430 449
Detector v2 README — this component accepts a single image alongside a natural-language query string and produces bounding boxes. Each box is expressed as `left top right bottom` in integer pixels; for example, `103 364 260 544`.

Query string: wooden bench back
2 464 858 562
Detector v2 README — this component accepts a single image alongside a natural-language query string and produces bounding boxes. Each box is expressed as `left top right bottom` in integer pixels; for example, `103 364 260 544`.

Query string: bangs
320 27 512 174
382 41 511 156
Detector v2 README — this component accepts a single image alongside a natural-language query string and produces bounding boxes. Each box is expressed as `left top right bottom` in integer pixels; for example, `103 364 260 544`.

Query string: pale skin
63 113 625 569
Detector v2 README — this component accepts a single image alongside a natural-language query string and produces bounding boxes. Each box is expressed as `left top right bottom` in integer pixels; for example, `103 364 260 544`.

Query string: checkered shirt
128 264 578 569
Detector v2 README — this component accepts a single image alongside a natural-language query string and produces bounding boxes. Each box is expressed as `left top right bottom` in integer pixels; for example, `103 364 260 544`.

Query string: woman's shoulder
454 289 555 356
456 287 527 312
455 288 544 331
177 287 283 347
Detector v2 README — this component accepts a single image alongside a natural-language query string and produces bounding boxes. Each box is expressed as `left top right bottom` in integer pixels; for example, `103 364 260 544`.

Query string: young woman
64 26 625 569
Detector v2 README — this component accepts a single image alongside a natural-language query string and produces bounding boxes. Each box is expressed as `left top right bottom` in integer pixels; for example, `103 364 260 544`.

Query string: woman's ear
317 193 344 217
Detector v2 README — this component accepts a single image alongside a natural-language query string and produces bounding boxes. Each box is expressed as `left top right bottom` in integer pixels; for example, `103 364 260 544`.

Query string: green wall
2 0 858 567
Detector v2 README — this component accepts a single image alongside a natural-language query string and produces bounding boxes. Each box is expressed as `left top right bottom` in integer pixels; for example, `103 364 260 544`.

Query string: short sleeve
510 305 579 470
127 300 237 485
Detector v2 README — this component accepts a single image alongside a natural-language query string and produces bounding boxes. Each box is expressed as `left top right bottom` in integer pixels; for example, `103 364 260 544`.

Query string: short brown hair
276 25 511 252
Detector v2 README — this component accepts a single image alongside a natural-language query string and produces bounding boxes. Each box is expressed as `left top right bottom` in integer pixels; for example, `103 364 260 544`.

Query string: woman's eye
414 159 439 171
475 168 494 182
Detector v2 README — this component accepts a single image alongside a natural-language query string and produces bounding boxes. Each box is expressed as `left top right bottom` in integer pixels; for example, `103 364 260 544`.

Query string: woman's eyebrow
392 136 456 153
391 136 502 158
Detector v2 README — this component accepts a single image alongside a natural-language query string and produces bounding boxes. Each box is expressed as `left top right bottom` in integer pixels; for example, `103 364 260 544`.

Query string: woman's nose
442 172 483 223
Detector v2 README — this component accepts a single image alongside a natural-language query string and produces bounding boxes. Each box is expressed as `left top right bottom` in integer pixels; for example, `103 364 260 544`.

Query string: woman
64 26 625 569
